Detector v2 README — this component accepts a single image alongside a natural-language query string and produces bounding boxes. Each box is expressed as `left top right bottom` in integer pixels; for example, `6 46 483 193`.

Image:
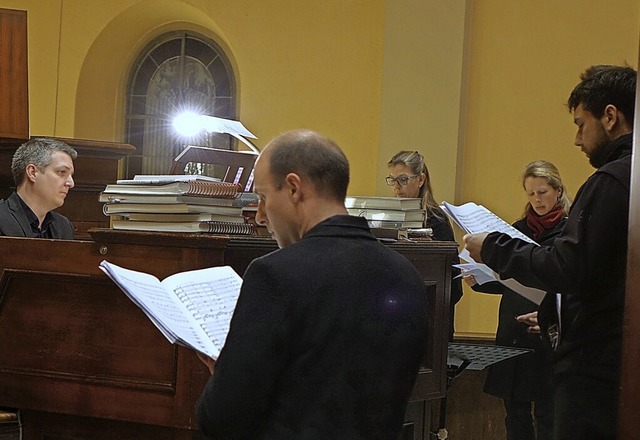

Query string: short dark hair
267 130 350 201
567 65 637 121
11 138 77 186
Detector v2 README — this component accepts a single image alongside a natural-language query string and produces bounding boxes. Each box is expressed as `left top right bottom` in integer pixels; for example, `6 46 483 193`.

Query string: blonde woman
465 160 571 440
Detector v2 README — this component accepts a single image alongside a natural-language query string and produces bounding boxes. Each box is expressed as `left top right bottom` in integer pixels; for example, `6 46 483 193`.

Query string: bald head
263 129 350 202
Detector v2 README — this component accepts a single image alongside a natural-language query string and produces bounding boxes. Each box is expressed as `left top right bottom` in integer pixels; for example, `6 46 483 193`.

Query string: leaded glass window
125 31 236 177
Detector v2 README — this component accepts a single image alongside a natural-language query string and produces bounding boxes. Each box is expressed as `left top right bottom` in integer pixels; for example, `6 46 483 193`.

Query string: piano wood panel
0 270 177 389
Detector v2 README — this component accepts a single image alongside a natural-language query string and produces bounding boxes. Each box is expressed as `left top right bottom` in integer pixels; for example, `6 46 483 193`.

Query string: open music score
99 260 242 359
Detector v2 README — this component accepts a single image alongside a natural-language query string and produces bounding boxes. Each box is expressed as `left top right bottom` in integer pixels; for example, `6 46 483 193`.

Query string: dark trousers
553 374 618 440
503 398 553 440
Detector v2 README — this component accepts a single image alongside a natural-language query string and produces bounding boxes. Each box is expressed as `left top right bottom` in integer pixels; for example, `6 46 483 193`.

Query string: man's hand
197 352 217 375
516 311 540 334
463 232 489 263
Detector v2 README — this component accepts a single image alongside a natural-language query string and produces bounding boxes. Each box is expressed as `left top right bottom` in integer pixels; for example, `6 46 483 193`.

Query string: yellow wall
1 0 639 337
4 0 388 196
377 0 466 206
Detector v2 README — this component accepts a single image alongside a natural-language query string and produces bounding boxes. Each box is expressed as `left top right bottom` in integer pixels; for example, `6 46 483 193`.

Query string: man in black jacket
195 129 428 439
464 65 636 439
0 137 76 239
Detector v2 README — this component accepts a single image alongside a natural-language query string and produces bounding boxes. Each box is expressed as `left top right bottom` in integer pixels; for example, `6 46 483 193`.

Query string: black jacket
0 191 74 239
196 215 428 439
473 217 564 400
481 133 632 383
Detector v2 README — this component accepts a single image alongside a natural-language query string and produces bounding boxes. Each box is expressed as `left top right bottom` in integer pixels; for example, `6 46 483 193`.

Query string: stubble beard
587 130 614 169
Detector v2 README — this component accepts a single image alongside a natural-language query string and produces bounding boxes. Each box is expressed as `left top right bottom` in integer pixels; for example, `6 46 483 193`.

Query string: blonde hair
521 160 572 217
387 150 444 221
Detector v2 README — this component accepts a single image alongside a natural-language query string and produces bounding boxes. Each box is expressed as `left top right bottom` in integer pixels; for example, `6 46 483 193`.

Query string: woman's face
524 176 561 216
387 164 424 198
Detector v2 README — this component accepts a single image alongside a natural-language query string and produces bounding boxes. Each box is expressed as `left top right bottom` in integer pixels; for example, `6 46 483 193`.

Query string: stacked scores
345 196 425 228
100 175 259 234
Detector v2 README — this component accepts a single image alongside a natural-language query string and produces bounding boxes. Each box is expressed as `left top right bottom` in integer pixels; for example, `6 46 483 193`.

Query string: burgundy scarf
526 203 564 240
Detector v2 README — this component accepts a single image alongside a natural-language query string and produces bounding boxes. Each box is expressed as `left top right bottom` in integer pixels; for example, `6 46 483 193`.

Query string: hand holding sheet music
455 248 547 305
443 203 547 305
440 201 536 244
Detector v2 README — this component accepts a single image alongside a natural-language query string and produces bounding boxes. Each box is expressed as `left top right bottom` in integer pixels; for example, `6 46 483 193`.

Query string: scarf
526 203 564 240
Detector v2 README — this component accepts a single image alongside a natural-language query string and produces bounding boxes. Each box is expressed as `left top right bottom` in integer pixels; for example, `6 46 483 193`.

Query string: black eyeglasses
385 174 419 186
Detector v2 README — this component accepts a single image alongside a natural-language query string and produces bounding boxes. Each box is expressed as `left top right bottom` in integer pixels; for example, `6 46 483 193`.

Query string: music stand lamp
169 145 258 192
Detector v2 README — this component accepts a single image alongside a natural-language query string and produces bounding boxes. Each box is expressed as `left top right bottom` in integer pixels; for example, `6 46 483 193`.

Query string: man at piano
0 137 77 239
196 129 428 439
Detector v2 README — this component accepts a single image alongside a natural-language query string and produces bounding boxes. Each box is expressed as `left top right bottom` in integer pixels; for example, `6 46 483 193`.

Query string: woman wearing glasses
464 160 571 440
387 150 463 336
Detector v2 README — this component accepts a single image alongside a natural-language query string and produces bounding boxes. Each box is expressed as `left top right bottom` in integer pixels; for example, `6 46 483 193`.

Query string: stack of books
345 196 425 228
100 175 259 234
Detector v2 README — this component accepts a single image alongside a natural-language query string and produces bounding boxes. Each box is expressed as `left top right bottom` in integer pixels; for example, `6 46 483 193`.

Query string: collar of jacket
302 215 376 241
594 132 633 168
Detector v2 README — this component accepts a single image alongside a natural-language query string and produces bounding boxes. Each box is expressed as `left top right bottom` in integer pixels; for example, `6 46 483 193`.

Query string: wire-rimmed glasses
385 174 419 186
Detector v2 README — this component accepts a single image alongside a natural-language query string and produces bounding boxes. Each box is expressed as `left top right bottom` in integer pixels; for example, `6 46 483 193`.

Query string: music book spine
184 181 240 198
103 181 240 198
201 221 256 235
345 196 422 210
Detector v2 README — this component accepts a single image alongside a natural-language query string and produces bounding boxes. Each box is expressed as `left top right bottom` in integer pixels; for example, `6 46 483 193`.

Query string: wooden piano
0 230 456 439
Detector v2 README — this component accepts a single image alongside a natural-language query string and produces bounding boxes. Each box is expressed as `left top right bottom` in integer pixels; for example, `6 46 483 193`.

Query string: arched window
124 31 236 177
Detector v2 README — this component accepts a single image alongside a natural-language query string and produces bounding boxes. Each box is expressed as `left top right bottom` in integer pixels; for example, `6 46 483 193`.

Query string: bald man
196 129 428 439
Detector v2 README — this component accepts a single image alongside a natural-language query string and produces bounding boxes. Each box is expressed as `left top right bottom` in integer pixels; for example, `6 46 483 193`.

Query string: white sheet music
441 201 536 244
456 249 547 305
448 211 547 305
99 261 242 359
170 274 242 355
